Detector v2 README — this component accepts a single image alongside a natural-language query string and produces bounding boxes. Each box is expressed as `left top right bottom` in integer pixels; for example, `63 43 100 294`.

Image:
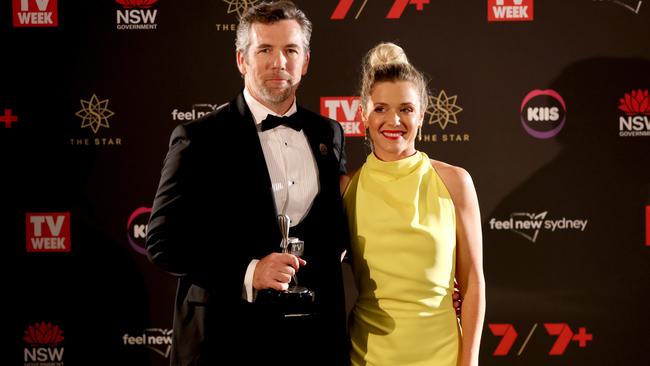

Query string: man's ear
301 52 310 76
236 51 247 76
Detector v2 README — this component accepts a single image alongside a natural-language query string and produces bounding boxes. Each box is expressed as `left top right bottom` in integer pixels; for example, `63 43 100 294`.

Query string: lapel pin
319 143 328 156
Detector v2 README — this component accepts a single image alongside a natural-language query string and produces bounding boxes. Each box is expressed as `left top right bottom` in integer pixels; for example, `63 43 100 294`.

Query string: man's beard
258 81 296 105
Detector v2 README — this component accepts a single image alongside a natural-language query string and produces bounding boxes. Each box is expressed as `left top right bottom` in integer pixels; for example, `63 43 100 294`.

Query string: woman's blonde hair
359 42 429 112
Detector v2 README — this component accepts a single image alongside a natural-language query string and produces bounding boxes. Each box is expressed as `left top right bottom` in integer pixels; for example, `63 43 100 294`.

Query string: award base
256 288 315 317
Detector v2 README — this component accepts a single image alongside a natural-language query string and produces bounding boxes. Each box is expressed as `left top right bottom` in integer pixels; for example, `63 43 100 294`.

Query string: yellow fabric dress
344 151 459 366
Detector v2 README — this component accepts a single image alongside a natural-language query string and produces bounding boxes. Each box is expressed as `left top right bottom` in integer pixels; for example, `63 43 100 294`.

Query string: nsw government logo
488 211 588 242
23 322 65 365
618 89 650 137
116 0 159 30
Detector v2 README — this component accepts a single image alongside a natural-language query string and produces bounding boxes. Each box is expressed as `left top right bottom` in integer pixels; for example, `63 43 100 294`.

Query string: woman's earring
418 125 422 142
364 129 373 154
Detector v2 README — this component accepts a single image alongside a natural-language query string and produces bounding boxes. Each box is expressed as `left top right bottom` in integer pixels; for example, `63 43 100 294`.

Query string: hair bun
366 42 409 68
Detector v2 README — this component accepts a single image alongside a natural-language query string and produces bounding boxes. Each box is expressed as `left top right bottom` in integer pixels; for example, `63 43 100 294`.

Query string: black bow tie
260 114 303 132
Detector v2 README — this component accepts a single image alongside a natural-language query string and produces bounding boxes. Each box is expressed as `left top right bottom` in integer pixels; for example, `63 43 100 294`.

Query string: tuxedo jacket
146 92 350 365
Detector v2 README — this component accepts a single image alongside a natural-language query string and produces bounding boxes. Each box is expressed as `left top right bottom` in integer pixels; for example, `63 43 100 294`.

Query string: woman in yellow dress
342 43 485 366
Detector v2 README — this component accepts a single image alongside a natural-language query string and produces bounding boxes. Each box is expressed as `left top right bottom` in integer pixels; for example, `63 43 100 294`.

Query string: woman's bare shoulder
429 159 475 204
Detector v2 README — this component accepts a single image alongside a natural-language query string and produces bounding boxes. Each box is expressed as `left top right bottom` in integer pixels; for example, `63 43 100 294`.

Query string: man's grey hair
235 1 312 57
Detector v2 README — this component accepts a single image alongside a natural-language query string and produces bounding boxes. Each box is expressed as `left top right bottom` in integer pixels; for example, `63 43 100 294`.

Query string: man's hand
453 278 462 318
253 253 306 291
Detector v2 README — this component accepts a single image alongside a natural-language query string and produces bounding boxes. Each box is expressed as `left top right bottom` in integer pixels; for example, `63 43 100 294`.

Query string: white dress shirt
242 88 319 302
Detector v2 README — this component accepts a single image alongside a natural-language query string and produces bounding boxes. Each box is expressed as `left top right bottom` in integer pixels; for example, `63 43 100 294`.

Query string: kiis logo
127 207 151 255
488 0 533 22
320 97 364 137
489 323 592 356
122 328 173 358
12 0 58 27
1 108 19 128
23 322 65 365
116 0 159 30
594 0 643 14
421 90 469 143
488 211 588 242
331 0 430 20
618 89 650 137
171 104 217 121
521 89 566 139
26 212 71 253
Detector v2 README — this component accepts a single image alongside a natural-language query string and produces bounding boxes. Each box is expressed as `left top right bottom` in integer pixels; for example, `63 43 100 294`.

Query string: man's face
237 19 310 110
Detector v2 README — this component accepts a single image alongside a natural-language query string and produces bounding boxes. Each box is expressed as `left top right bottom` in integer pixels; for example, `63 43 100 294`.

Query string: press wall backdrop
4 0 650 365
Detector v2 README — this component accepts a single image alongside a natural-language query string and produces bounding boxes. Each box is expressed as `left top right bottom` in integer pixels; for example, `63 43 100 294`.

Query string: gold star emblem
223 0 260 18
425 90 463 130
75 94 115 134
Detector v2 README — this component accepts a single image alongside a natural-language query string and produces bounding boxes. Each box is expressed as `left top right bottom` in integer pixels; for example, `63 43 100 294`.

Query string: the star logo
425 90 463 130
75 94 115 133
223 0 260 18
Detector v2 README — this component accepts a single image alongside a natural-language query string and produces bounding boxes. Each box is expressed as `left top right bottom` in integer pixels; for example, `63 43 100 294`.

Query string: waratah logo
618 89 650 115
23 322 64 347
115 0 158 8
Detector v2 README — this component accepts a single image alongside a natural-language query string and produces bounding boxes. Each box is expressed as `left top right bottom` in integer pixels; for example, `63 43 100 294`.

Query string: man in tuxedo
146 1 349 365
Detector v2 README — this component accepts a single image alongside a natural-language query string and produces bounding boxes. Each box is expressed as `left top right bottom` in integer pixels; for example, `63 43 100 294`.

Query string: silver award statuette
277 215 304 292
271 215 314 317
278 215 307 293
278 214 291 253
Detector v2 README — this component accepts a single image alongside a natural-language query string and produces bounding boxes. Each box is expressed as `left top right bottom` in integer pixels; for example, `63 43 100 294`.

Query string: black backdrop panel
3 1 649 365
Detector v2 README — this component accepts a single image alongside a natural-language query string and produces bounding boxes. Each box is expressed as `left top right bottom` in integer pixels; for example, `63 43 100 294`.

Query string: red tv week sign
320 97 365 137
26 212 71 252
13 0 58 27
488 0 533 22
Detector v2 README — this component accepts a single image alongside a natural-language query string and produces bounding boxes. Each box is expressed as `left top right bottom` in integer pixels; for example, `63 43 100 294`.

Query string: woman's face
362 80 424 161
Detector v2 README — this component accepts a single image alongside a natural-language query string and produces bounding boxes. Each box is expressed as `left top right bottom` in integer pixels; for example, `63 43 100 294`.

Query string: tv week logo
26 212 71 252
12 0 58 27
488 0 533 22
320 97 365 137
